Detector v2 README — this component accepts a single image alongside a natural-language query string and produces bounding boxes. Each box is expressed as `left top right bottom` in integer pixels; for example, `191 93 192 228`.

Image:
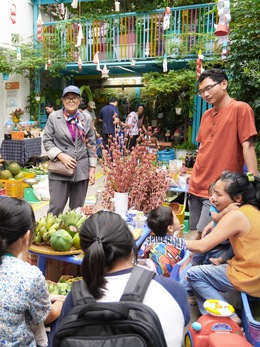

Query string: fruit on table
50 229 73 252
59 209 87 237
73 233 81 250
8 162 21 176
0 170 13 180
32 210 87 250
14 171 24 180
47 276 82 295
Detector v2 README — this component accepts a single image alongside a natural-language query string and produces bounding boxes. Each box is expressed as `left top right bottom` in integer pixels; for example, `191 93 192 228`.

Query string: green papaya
50 229 73 252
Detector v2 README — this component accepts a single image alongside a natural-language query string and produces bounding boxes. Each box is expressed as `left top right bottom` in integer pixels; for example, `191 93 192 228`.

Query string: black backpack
53 266 167 347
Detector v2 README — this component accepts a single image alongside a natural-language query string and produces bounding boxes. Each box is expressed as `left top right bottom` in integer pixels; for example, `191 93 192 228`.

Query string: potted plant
174 141 197 160
0 55 13 79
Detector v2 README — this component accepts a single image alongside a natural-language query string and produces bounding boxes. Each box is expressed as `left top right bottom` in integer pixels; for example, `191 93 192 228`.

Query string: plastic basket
0 179 24 198
241 292 260 346
11 131 24 140
176 204 185 225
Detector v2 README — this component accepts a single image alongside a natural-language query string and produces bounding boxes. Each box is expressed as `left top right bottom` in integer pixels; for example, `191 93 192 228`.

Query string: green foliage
25 91 40 121
0 55 13 74
43 0 210 18
174 141 197 150
142 69 196 131
6 32 75 82
224 0 260 128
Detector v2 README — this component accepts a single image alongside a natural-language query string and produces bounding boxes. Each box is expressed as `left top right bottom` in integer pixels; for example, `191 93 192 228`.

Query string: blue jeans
180 248 231 295
186 263 239 314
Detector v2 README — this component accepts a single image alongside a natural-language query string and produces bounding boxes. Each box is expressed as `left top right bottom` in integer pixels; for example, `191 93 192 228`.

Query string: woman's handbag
48 160 75 177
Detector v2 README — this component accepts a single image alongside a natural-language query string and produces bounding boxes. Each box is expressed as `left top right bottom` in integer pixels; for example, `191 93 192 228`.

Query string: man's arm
242 137 258 176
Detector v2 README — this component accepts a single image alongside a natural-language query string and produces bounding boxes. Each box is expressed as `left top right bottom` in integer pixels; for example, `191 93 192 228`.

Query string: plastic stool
209 333 253 346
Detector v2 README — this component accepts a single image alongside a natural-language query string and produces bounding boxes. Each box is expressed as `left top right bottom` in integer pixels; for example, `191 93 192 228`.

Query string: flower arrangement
10 108 24 124
100 130 171 214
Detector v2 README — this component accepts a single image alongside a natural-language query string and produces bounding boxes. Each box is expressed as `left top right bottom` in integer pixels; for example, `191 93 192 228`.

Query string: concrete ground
31 161 200 344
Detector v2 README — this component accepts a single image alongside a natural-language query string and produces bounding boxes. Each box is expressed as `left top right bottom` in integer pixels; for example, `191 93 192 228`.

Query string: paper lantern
10 4 16 24
165 7 171 14
215 23 228 36
37 13 43 42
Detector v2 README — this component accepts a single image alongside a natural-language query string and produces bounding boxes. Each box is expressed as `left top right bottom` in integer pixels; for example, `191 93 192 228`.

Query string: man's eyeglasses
197 81 221 96
63 96 80 103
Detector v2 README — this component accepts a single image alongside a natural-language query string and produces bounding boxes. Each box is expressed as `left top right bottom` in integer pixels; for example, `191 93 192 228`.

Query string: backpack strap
120 266 155 302
71 280 96 306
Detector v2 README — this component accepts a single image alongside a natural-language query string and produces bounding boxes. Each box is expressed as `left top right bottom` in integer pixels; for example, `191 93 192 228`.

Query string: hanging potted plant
0 55 13 80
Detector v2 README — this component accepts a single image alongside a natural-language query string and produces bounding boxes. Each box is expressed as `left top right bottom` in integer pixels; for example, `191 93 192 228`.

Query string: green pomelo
14 172 25 180
8 162 21 175
1 170 13 180
50 229 73 252
73 233 81 250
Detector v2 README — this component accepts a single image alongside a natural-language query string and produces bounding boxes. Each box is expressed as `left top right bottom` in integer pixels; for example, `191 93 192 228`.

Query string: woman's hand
57 153 77 169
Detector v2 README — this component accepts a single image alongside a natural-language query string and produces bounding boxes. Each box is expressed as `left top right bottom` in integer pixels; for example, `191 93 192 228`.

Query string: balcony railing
42 3 216 65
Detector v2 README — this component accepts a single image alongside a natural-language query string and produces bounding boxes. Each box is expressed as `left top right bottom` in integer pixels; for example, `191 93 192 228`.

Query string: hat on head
62 85 81 97
88 101 96 109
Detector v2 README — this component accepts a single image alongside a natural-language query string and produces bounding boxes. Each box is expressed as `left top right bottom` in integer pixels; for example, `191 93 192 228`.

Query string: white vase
114 192 129 215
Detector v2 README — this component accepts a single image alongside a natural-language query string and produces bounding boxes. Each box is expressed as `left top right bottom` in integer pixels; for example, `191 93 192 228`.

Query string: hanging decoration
196 49 204 79
93 51 101 71
101 64 109 78
115 1 120 12
59 3 65 17
215 0 231 44
37 13 43 42
163 7 171 31
10 2 16 24
71 0 78 9
78 56 82 71
64 7 69 20
17 47 21 60
76 24 84 48
163 54 168 72
221 41 229 60
145 43 150 56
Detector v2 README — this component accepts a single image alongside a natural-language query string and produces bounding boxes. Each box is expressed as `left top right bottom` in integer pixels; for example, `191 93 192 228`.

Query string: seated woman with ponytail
53 211 190 347
0 197 64 347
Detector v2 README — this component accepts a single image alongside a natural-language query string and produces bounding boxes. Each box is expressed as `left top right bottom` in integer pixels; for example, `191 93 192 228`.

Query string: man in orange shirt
189 69 258 239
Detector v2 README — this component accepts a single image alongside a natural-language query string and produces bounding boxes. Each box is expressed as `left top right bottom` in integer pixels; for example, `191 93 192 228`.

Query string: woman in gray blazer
43 85 97 216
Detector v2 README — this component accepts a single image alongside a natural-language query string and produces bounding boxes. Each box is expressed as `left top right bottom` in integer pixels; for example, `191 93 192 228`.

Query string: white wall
0 0 34 143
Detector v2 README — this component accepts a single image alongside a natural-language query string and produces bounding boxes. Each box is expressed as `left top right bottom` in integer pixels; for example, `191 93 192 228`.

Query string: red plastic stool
209 333 253 347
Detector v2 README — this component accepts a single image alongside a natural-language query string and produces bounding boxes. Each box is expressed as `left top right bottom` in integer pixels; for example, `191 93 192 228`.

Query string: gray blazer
43 109 97 181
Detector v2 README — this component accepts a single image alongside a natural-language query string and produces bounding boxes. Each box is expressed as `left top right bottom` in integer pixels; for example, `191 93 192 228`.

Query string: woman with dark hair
173 171 260 323
0 197 64 346
55 211 190 346
125 104 146 150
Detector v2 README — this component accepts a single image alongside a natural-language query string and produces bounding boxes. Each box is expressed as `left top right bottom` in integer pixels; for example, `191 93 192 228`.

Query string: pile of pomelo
0 162 25 180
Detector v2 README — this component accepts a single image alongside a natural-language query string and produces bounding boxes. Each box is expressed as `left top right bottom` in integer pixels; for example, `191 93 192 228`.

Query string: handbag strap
74 127 78 159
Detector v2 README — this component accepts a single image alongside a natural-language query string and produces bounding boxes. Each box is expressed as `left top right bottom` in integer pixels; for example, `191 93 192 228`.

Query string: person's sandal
188 295 197 306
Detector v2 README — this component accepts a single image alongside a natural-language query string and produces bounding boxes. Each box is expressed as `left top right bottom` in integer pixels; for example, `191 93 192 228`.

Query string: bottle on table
93 190 104 213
